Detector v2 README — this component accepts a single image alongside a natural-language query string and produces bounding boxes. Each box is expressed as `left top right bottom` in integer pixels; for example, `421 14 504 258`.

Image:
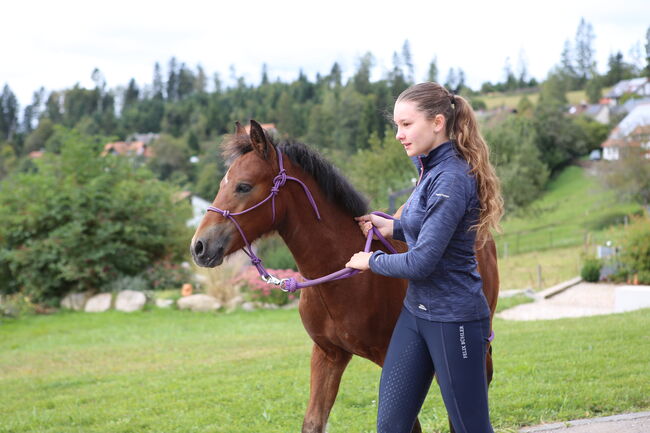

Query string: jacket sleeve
369 172 467 280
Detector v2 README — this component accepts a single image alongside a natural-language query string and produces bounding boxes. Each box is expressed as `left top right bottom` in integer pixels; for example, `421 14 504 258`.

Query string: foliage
484 115 549 212
619 216 650 282
255 235 297 271
580 257 602 282
345 126 417 210
141 261 192 291
0 293 37 318
602 149 650 205
0 128 192 303
102 275 150 293
234 267 300 306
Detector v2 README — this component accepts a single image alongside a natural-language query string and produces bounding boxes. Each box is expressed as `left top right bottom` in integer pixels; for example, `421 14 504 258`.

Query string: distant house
102 140 154 158
605 77 650 104
102 133 160 159
568 103 610 124
601 103 650 160
583 104 611 124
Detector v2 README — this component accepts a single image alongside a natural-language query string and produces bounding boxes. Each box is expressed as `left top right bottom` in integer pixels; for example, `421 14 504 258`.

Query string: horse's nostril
195 240 204 256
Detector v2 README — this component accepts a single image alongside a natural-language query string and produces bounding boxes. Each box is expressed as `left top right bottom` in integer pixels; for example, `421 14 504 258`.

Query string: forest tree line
1 21 649 213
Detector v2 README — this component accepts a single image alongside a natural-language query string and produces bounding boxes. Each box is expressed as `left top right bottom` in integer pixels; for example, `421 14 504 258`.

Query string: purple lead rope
280 211 397 292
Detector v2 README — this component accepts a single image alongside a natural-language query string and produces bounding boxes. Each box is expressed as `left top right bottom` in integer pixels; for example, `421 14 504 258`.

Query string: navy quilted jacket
368 141 490 322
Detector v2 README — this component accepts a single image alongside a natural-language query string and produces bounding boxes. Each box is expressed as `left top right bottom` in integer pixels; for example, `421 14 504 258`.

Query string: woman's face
393 100 446 157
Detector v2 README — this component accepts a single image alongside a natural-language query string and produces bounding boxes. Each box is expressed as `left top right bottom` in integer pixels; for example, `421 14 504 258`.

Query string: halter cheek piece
206 146 397 292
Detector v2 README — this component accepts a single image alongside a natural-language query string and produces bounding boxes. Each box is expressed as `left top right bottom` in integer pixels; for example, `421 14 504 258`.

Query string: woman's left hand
345 251 373 271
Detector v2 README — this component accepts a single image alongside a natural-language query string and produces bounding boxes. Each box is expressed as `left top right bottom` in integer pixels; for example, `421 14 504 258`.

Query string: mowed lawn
1 307 649 433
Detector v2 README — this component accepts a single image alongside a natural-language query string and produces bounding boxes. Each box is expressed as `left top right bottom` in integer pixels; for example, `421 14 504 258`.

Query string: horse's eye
235 183 252 194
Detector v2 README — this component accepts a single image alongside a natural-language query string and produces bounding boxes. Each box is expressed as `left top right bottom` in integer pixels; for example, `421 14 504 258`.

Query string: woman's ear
433 113 446 133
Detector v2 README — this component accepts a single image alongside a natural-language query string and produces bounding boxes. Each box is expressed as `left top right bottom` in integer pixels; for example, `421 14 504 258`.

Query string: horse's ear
235 121 247 136
249 119 272 160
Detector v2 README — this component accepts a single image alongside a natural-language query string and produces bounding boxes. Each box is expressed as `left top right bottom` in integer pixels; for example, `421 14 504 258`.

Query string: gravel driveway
498 282 619 321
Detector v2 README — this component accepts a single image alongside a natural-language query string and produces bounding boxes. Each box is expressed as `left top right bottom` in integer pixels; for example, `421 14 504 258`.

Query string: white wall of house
603 147 620 161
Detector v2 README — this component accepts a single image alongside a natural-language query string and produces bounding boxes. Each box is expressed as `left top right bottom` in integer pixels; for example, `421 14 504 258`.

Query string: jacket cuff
369 250 385 273
393 219 405 242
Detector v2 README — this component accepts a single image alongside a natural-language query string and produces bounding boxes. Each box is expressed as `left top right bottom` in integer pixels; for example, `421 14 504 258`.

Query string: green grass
496 165 643 258
498 245 584 291
1 308 649 433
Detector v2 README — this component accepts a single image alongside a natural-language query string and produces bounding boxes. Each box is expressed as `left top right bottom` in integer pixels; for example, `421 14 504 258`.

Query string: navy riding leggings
377 307 493 433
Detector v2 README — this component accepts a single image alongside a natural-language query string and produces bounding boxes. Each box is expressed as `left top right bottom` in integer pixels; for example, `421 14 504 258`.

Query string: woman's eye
235 183 252 193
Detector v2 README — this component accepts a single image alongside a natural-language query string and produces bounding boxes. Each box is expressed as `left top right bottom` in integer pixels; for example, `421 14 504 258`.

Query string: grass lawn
1 307 649 433
496 165 642 258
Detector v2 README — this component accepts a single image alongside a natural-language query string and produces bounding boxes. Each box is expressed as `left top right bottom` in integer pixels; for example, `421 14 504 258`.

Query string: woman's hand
355 214 394 239
345 251 372 271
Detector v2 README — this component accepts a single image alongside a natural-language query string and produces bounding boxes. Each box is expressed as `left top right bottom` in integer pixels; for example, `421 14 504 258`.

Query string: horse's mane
222 134 368 217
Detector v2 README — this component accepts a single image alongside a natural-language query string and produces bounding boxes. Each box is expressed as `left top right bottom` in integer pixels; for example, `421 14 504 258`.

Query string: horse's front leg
301 343 352 433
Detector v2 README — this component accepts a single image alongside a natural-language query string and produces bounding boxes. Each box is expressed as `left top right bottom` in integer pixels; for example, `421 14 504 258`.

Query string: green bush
256 235 297 271
620 216 650 277
103 275 150 293
0 128 192 303
581 257 602 282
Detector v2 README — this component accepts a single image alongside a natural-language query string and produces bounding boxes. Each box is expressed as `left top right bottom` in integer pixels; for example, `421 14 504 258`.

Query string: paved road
519 411 650 432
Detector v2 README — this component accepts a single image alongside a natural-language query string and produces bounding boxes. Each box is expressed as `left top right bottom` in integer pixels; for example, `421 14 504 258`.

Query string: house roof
602 104 650 148
102 140 154 158
605 77 650 98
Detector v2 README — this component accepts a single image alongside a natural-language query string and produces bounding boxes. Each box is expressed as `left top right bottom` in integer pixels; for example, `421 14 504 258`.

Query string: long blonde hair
396 82 503 245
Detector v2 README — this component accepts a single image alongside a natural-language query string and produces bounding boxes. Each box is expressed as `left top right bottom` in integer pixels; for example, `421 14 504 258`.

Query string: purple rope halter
206 147 396 292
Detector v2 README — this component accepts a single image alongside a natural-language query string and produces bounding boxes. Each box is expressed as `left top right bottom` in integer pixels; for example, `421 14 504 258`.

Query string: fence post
503 242 509 259
537 264 543 289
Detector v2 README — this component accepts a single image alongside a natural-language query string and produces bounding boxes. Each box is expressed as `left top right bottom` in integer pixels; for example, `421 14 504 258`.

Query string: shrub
255 235 297 271
103 275 150 293
234 266 301 306
581 257 602 282
0 128 192 303
619 216 650 277
143 261 193 291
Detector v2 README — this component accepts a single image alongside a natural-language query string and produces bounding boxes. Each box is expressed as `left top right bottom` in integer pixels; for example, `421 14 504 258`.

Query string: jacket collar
418 141 456 170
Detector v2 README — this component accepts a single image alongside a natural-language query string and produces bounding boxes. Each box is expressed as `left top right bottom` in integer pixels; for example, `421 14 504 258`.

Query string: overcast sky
3 0 648 107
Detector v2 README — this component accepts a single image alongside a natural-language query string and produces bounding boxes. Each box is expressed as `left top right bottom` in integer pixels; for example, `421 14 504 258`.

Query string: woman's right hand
355 214 394 239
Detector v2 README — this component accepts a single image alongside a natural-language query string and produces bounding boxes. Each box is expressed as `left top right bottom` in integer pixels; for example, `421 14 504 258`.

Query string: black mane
221 135 368 217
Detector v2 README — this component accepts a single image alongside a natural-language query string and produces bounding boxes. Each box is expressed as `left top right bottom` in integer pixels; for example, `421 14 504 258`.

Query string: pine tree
0 84 19 141
427 56 438 83
574 18 596 83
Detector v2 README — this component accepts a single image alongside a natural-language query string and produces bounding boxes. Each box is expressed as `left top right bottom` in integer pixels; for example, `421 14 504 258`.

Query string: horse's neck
277 182 362 280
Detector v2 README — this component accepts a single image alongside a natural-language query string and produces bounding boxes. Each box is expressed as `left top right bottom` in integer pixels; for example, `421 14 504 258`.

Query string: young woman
345 82 503 433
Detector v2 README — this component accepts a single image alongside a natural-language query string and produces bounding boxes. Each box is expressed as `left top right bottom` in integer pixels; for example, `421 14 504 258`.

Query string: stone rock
84 293 112 313
224 295 244 312
177 294 221 312
115 290 147 312
241 301 258 311
61 292 90 311
155 298 174 308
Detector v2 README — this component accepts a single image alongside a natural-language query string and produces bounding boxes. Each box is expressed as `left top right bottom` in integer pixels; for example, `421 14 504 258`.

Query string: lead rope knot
271 169 287 194
221 210 230 218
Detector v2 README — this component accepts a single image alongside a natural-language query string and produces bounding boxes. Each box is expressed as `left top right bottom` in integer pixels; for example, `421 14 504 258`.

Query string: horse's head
191 120 284 267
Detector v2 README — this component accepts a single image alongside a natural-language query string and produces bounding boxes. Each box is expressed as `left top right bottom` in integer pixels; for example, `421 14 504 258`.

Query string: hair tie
449 93 456 108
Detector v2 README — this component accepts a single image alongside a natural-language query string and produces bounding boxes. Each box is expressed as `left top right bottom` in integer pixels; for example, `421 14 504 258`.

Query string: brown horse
191 120 499 433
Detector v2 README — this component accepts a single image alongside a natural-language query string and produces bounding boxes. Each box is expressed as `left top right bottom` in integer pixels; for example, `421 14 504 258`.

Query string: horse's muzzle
190 228 231 268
